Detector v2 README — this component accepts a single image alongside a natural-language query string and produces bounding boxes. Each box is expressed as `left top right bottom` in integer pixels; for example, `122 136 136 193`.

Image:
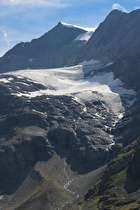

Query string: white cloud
3 30 8 39
134 6 140 9
0 29 10 56
1 29 10 46
0 0 70 8
112 3 127 12
0 27 40 56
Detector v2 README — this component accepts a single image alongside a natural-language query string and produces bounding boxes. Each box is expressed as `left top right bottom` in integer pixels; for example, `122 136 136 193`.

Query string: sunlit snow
0 78 10 83
79 60 101 65
3 60 136 119
0 77 13 83
60 22 96 32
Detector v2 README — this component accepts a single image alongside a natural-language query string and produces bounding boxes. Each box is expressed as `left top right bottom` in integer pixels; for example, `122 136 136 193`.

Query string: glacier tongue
3 60 136 119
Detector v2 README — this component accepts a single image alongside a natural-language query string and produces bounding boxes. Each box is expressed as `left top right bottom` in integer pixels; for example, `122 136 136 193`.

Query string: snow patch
16 81 30 86
28 58 34 63
79 59 101 66
32 109 47 116
8 77 13 81
104 62 114 68
0 196 3 200
75 31 94 42
0 78 10 83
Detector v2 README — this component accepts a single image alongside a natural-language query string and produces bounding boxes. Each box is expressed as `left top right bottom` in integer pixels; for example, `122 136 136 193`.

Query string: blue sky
0 0 140 56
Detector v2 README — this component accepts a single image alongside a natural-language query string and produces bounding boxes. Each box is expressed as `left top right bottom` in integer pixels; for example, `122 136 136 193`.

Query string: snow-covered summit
60 22 96 32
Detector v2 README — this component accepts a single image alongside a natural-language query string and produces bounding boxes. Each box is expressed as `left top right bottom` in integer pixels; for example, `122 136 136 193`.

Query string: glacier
2 60 136 121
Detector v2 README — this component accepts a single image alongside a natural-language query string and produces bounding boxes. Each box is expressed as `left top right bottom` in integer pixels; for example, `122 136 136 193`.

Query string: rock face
0 22 86 72
83 9 140 61
0 73 119 196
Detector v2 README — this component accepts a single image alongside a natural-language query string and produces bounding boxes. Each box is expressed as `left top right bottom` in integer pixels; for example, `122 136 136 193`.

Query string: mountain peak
105 9 127 21
111 9 126 14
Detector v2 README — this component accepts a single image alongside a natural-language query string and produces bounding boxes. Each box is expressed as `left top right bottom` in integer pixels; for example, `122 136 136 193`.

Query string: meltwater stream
57 159 80 210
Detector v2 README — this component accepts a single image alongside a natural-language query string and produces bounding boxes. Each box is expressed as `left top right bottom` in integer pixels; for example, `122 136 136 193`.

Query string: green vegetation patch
81 138 140 209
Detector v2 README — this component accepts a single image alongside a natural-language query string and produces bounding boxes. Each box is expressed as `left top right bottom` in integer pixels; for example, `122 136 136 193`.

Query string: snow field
3 60 136 119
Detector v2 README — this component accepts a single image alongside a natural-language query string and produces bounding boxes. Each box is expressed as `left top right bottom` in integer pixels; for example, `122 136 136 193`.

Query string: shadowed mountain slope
0 10 140 72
